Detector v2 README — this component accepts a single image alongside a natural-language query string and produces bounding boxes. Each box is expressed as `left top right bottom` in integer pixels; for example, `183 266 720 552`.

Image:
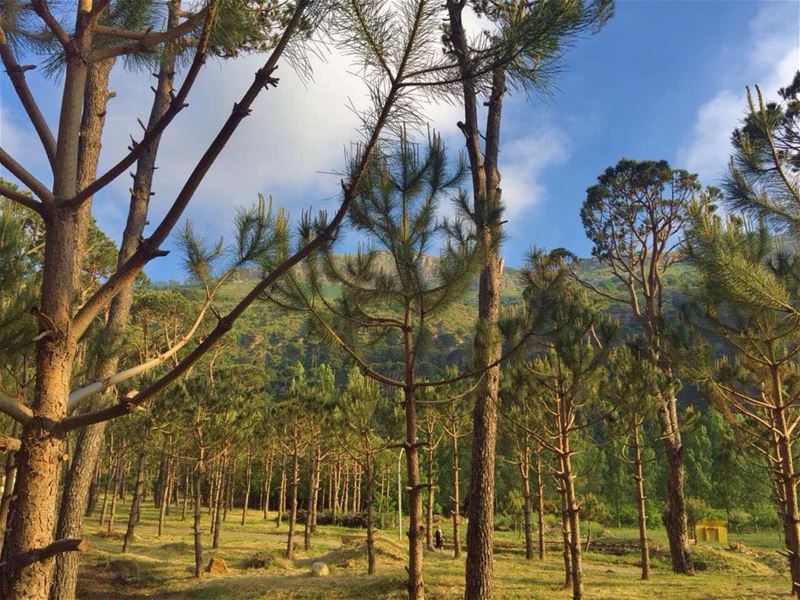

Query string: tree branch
0 393 33 426
68 8 215 208
0 147 55 205
0 29 57 167
7 538 87 571
70 2 310 340
89 8 209 61
31 0 72 49
67 295 213 412
0 181 44 214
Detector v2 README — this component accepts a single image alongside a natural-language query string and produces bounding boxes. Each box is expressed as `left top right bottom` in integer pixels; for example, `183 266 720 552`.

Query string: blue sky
1 1 798 282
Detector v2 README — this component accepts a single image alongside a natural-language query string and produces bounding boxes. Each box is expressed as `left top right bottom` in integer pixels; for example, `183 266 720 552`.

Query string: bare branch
69 9 216 207
67 296 213 412
70 2 311 340
31 0 72 49
7 538 87 571
0 181 44 214
0 393 33 426
0 147 54 206
0 29 56 166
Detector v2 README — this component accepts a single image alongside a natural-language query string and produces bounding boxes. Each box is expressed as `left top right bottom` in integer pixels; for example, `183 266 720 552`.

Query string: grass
76 503 792 599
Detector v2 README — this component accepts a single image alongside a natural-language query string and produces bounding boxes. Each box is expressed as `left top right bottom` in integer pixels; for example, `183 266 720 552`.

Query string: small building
695 519 728 545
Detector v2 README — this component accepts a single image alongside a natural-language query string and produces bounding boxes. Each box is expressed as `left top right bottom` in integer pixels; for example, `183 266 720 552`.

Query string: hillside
154 254 700 393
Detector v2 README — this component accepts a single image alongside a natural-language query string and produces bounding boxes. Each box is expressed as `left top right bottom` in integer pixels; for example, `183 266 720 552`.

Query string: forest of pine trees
0 1 798 600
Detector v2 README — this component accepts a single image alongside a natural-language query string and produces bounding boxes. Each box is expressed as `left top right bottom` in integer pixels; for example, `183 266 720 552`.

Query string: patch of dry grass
75 504 790 599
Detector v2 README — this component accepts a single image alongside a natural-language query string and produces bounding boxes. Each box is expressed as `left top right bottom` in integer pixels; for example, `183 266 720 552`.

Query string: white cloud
94 45 465 254
678 3 800 182
500 125 570 215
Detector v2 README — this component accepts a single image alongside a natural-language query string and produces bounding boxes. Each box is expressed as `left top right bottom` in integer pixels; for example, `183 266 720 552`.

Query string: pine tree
268 132 487 599
441 3 615 593
684 207 800 599
508 249 616 600
580 159 705 574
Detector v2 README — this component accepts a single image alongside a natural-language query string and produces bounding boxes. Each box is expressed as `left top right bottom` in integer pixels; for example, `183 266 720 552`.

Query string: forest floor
75 505 791 599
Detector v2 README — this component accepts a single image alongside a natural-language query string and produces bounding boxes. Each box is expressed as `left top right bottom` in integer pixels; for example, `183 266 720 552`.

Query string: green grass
76 503 791 599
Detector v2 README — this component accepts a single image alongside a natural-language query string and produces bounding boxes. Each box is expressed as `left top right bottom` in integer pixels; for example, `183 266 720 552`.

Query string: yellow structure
695 519 728 544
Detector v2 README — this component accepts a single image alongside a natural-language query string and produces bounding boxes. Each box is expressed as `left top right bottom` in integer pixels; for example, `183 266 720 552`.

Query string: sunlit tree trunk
122 444 147 553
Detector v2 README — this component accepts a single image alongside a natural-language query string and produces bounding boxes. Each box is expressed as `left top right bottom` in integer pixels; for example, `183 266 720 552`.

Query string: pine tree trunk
193 455 204 579
659 390 693 574
85 461 100 519
446 4 507 592
262 451 273 520
107 465 122 532
770 364 800 599
559 481 572 589
311 448 322 532
562 448 583 600
223 457 233 522
303 447 315 550
158 471 170 537
122 464 130 502
241 446 252 526
122 445 147 553
276 456 286 527
425 443 435 551
450 431 461 559
403 385 424 600
212 455 225 549
182 471 190 521
535 447 546 561
98 455 115 527
519 447 533 561
366 454 376 575
333 461 341 520
631 419 650 580
286 434 300 560
0 449 18 550
343 463 350 515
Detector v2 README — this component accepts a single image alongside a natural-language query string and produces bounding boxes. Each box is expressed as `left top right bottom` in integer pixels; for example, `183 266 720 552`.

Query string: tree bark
262 450 273 520
241 445 252 526
519 446 533 561
366 454 376 575
425 438 435 551
98 453 115 527
659 390 693 574
50 7 184 588
0 449 18 549
450 430 461 559
534 446 546 561
310 448 322 532
303 446 315 550
85 461 100 518
404 386 424 600
559 480 572 589
562 447 583 600
122 443 147 553
285 431 300 560
3 24 94 593
631 419 650 580
769 363 800 599
193 453 204 579
182 470 190 521
276 455 286 527
212 454 225 549
108 461 126 533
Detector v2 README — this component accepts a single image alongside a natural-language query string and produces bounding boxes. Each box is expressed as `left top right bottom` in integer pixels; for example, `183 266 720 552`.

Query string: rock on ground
311 561 329 577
